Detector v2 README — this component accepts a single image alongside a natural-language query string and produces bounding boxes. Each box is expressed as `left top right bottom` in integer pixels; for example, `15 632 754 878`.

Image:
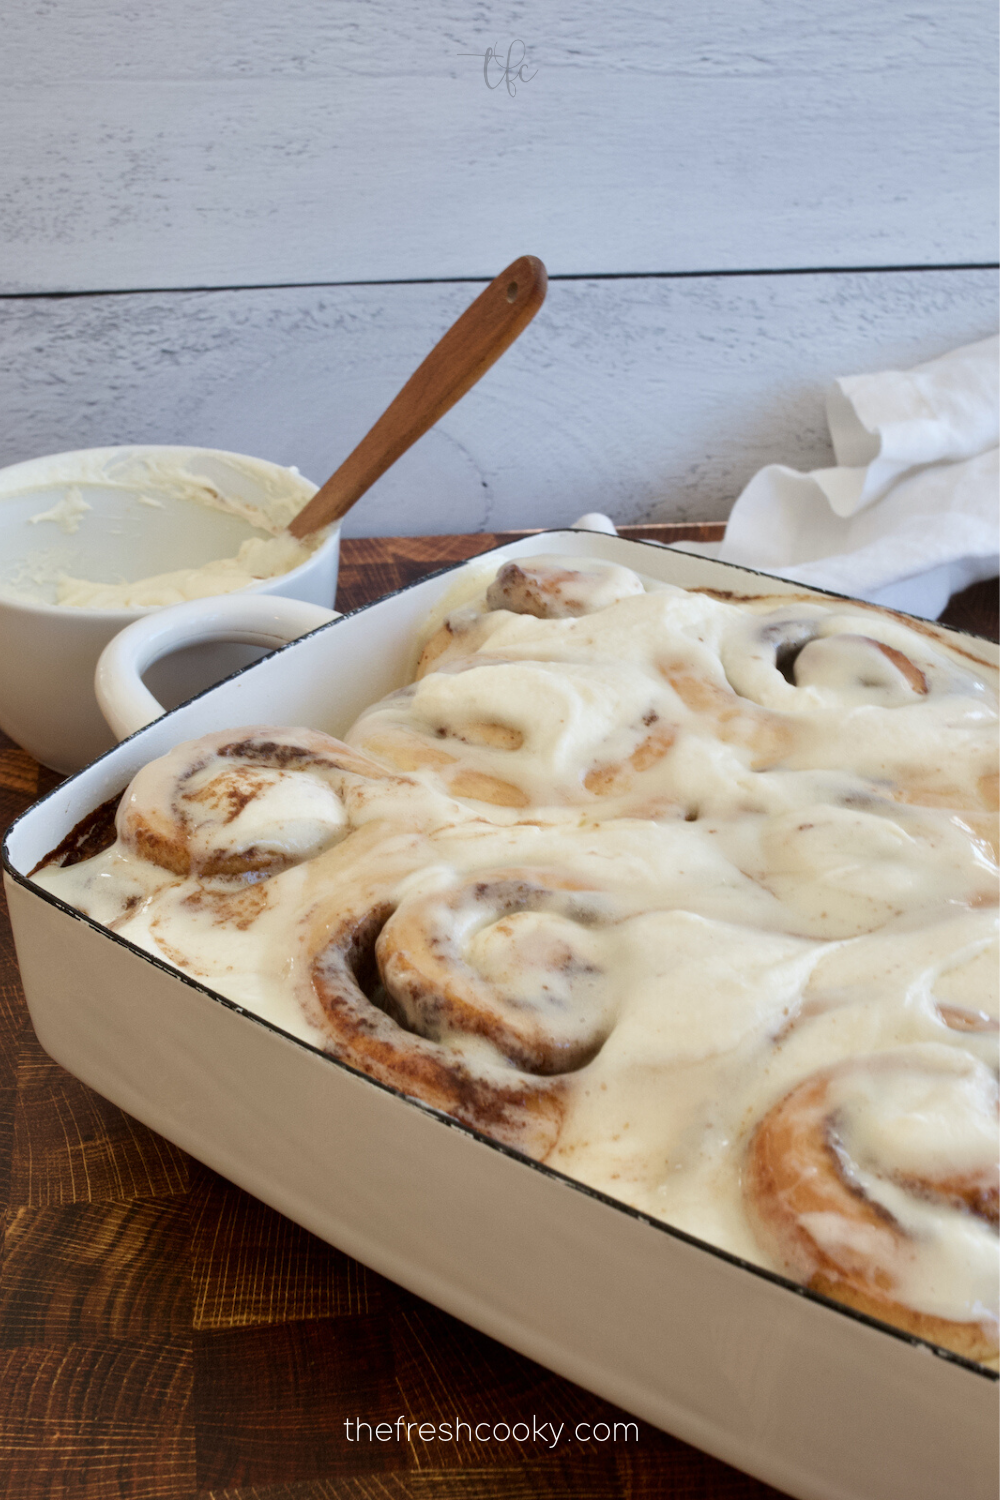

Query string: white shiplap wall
2 1 996 291
1 271 994 535
1 1 996 536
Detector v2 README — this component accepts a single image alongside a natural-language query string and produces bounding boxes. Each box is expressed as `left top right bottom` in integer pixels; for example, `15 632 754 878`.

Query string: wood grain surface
0 528 996 1499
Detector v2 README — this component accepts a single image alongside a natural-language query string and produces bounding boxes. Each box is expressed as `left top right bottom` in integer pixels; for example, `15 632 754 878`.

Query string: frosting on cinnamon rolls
744 1048 998 1360
35 551 999 1361
307 878 569 1157
377 869 620 1074
116 726 399 878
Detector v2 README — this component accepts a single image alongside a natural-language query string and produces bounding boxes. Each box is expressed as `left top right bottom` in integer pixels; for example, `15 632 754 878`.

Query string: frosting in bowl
1 447 322 609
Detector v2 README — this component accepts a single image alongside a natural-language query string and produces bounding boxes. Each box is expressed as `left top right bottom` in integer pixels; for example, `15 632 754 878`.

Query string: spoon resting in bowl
288 255 547 539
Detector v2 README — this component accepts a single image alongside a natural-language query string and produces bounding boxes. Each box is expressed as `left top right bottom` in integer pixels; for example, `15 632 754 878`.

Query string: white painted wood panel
1 270 993 534
1 1 995 292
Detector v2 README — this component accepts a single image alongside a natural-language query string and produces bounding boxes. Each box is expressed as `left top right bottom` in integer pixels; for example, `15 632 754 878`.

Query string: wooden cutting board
0 527 994 1500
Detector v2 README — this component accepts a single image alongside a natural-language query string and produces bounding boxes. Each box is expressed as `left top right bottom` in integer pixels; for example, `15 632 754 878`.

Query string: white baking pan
4 531 997 1500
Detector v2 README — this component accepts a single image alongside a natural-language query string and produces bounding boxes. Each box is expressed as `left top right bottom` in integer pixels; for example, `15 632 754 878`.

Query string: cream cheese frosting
35 554 1000 1357
54 533 318 609
3 449 322 609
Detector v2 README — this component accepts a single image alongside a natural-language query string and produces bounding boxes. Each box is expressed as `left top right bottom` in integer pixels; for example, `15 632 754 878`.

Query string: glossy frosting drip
35 553 1000 1358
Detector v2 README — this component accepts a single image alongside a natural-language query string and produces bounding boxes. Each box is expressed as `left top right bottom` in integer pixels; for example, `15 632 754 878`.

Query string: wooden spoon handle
288 255 547 538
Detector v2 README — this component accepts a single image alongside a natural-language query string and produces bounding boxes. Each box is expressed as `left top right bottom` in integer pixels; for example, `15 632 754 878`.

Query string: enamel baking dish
4 531 997 1500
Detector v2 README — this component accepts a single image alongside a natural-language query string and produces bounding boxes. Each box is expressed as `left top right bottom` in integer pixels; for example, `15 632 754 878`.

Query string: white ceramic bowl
4 531 997 1500
0 445 338 773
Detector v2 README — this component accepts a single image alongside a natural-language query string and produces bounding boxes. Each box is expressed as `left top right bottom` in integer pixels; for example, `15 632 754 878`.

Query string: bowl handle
95 594 339 742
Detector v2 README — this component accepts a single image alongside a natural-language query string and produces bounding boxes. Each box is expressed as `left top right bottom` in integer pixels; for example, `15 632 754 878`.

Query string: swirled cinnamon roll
718 606 966 712
744 1048 999 1360
377 869 620 1073
305 867 623 1155
416 556 648 676
116 726 401 878
718 605 999 826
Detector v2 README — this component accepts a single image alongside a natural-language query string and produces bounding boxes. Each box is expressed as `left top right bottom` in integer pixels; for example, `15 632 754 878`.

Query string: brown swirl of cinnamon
309 868 622 1156
416 558 646 676
485 559 645 619
721 611 940 709
116 726 399 879
744 1054 999 1361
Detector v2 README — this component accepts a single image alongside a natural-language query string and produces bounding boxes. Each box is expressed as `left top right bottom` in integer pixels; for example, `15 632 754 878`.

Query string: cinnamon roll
308 867 620 1154
485 558 645 618
116 726 399 879
415 557 647 676
349 655 687 812
744 1050 999 1360
720 607 955 712
377 869 619 1073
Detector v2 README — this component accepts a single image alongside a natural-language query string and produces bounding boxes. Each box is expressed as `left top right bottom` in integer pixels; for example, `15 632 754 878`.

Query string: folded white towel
716 335 999 618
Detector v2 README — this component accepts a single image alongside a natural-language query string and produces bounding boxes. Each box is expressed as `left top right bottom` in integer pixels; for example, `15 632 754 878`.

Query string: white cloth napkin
715 335 999 618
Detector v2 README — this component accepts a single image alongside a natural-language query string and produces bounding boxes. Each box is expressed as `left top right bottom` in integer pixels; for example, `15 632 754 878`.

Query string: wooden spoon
288 255 547 539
